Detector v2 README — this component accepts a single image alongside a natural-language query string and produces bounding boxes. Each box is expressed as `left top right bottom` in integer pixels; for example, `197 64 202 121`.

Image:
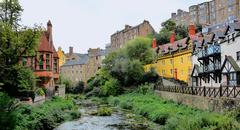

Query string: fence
155 85 240 98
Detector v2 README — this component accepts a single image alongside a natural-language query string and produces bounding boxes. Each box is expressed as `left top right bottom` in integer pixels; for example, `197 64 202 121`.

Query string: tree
0 0 23 27
0 0 41 97
124 37 156 65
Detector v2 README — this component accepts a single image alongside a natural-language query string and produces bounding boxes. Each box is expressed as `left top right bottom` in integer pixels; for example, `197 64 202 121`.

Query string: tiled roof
159 37 189 55
38 32 53 52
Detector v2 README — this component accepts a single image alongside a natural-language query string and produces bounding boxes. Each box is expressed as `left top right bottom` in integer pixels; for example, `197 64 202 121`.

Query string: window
181 57 184 63
96 56 98 60
170 69 173 75
39 54 43 70
46 54 50 71
54 59 58 73
237 51 240 60
170 59 173 64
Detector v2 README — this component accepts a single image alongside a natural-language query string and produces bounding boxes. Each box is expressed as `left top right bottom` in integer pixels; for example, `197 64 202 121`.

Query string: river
55 99 160 130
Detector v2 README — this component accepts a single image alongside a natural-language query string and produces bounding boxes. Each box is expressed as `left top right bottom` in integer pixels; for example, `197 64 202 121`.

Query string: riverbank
10 96 81 130
108 92 240 130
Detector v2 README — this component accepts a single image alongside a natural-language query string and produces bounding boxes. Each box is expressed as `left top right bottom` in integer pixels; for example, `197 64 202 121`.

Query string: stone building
19 21 59 96
110 20 155 51
171 9 190 26
215 0 239 24
60 48 106 85
171 0 240 27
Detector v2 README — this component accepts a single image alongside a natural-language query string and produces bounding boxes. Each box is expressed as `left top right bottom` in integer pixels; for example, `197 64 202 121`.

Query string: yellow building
57 47 66 67
146 37 193 83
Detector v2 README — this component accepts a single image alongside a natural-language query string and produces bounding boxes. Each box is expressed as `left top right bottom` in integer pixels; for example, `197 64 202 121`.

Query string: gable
222 56 240 73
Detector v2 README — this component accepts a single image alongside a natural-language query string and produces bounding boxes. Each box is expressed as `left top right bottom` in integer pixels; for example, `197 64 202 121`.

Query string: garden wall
155 90 240 112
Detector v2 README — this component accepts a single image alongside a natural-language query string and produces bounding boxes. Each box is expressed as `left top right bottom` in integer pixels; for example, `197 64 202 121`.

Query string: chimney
170 32 176 44
125 25 131 30
188 24 196 39
171 13 177 18
69 46 73 55
152 38 157 48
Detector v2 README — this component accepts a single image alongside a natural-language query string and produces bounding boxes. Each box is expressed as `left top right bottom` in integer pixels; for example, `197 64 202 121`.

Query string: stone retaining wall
155 90 240 112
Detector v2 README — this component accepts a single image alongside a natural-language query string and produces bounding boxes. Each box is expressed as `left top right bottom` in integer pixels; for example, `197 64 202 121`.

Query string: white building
191 22 240 87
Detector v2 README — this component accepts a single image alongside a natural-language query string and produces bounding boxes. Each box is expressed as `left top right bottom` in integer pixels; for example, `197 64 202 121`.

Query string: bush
100 78 121 96
10 96 80 130
74 81 84 94
137 83 154 95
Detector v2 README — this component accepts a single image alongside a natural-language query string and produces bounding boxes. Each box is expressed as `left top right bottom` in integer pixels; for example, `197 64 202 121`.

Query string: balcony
197 45 220 59
207 62 221 72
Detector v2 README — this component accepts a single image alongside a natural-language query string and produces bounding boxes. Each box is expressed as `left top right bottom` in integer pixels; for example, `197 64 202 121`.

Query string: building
191 21 240 87
189 5 199 24
171 9 190 26
61 54 88 84
171 0 240 28
145 25 195 83
60 48 106 85
215 0 239 24
65 46 82 61
19 21 59 96
110 20 155 51
57 47 66 67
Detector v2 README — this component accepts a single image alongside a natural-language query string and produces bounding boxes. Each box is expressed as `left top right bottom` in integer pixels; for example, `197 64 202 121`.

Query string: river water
55 100 160 130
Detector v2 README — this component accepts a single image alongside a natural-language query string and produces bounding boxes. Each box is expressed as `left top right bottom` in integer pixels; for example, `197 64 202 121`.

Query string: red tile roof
38 32 53 52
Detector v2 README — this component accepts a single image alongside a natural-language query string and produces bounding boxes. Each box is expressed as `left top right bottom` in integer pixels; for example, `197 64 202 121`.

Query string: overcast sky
19 0 207 54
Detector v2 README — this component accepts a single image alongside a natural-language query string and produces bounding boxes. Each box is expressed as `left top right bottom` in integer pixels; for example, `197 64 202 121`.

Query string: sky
19 0 208 54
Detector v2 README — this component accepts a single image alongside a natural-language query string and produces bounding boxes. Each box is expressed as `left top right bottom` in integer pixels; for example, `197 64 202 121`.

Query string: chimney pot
188 24 196 39
69 46 73 55
170 32 176 44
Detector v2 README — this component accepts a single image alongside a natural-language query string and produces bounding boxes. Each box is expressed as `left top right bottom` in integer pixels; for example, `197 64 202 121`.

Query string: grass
108 92 240 130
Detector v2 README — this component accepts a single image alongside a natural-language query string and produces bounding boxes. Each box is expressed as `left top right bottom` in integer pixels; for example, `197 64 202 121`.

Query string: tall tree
0 0 41 96
0 0 23 27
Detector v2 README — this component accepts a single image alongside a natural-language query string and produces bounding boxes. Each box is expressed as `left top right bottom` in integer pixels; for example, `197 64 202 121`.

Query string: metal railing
155 85 240 98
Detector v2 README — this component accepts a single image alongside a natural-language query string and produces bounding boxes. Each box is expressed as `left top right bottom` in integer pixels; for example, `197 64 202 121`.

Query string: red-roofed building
19 21 59 97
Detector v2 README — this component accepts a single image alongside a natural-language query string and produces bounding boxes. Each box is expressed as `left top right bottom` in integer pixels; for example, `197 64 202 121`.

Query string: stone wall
155 90 240 112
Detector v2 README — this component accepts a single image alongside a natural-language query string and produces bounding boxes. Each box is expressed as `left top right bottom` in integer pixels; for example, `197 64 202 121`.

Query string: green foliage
137 83 154 95
74 81 85 94
10 97 80 130
109 92 240 130
100 78 120 96
154 20 188 45
63 79 73 93
124 37 156 65
35 88 45 96
0 92 19 130
2 65 37 96
0 0 41 97
97 107 113 116
0 0 23 27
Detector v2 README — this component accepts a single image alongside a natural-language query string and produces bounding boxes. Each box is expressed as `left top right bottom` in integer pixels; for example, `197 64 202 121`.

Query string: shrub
74 81 84 94
100 78 120 96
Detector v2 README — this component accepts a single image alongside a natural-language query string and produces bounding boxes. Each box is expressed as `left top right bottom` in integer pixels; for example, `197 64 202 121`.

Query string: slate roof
62 54 89 66
159 37 189 55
